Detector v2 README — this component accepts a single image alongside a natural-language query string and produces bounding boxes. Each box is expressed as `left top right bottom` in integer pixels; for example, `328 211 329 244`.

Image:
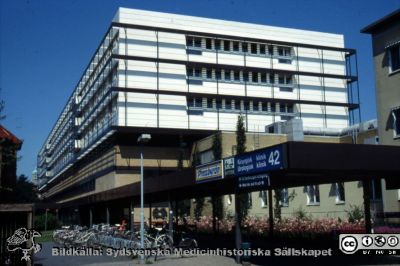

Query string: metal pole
149 202 152 228
140 150 144 255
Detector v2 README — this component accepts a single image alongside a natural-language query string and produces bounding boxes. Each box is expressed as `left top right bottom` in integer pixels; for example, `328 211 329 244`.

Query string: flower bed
179 216 366 238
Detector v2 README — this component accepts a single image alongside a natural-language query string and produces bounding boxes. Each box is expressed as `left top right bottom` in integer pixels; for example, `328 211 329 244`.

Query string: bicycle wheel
156 235 173 250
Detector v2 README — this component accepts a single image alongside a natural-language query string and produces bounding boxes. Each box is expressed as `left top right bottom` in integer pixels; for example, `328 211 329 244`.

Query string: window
194 38 202 48
187 68 202 78
280 188 289 207
388 44 400 73
370 178 382 201
335 182 345 203
278 75 285 84
260 73 267 83
187 68 193 77
187 98 194 108
278 74 293 85
206 69 213 79
233 42 239 52
207 98 213 109
188 98 203 108
287 104 294 113
260 191 267 208
224 40 230 51
194 68 202 78
280 104 286 113
243 72 249 82
216 99 222 109
247 193 252 208
215 40 221 50
268 45 274 55
225 100 232 110
307 185 320 205
206 38 212 49
224 70 231 81
216 70 221 80
227 194 232 205
261 102 268 112
244 101 250 111
270 103 276 112
194 98 202 108
251 72 258 83
186 37 194 47
391 107 400 138
270 74 275 84
251 43 257 54
234 100 241 110
200 150 214 164
278 46 291 56
260 44 266 54
234 71 240 81
242 43 248 53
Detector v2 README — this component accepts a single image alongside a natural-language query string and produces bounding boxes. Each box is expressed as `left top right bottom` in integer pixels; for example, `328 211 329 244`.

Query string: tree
192 145 201 167
236 115 246 154
177 135 185 170
273 189 296 221
235 114 250 224
194 197 205 220
14 175 38 203
211 132 224 231
212 132 222 161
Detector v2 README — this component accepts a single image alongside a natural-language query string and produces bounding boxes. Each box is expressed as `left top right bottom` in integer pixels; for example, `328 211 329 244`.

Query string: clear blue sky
1 0 399 178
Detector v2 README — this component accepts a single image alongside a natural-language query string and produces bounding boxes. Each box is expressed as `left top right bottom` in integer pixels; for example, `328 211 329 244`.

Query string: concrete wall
371 23 400 146
368 21 400 218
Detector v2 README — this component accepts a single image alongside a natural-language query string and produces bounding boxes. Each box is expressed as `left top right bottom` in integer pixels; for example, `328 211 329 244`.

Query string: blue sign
238 174 270 189
195 160 224 183
235 145 284 177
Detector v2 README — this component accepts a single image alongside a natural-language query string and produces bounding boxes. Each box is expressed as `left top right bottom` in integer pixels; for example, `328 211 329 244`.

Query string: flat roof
361 9 400 34
115 7 345 48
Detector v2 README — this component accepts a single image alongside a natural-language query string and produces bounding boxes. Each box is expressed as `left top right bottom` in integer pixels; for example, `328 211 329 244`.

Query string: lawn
37 230 53 243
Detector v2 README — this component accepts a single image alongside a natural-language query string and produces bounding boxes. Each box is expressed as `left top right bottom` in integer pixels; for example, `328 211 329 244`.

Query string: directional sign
234 145 284 177
238 174 270 190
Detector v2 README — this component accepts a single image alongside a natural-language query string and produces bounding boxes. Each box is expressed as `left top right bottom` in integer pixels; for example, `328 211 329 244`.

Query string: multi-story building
362 9 400 221
37 8 361 224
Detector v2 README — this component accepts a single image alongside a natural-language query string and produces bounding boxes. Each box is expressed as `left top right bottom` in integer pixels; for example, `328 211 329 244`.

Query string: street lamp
137 134 151 256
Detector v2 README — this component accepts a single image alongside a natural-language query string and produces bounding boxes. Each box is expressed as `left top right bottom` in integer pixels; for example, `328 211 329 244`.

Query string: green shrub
293 206 312 220
34 213 60 231
346 205 364 222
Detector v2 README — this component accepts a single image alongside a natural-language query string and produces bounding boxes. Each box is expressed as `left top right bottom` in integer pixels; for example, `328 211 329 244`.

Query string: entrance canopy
49 141 400 208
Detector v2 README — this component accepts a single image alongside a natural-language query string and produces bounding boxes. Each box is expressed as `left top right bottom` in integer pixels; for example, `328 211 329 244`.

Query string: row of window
187 68 293 85
186 36 292 57
187 97 294 113
227 179 383 208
